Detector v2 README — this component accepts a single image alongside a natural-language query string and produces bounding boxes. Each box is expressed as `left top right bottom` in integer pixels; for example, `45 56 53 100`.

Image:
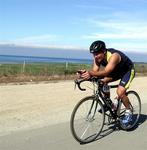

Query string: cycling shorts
108 67 135 89
119 68 135 89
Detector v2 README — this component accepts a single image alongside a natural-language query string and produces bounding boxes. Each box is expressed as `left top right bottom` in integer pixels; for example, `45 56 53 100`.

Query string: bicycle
70 77 141 144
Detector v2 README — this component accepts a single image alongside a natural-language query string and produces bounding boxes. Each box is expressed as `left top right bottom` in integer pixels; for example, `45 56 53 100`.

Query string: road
0 78 146 150
0 103 146 150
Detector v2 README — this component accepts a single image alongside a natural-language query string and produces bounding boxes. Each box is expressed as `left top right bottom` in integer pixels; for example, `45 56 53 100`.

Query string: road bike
70 77 141 144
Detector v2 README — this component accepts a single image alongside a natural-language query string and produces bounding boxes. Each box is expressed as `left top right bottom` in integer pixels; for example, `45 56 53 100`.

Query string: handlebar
74 79 86 91
74 77 118 91
74 77 102 91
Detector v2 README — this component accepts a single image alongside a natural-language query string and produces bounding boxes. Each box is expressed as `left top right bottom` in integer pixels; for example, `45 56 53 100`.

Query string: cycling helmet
89 40 106 53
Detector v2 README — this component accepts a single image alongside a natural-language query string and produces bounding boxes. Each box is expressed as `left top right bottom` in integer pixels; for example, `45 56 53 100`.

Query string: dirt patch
0 73 147 85
0 74 76 84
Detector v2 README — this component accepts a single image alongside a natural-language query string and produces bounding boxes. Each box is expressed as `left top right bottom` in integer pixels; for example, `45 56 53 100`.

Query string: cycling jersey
99 48 135 89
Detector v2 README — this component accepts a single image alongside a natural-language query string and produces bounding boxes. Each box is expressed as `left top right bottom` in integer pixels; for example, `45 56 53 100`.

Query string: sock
125 109 132 114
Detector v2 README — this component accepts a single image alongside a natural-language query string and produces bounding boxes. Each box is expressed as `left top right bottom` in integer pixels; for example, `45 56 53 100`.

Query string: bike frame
75 78 120 120
95 81 119 119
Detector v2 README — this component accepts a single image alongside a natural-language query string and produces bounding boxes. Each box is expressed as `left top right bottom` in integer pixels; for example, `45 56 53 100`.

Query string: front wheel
118 90 141 130
70 96 105 144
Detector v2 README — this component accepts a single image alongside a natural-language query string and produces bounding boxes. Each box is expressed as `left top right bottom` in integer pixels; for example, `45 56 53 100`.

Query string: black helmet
89 40 106 53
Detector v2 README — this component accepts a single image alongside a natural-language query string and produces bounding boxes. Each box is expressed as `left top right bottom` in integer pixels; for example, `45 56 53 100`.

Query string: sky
0 0 147 55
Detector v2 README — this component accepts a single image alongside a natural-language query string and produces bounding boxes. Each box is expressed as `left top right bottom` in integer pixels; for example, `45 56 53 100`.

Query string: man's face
93 51 105 63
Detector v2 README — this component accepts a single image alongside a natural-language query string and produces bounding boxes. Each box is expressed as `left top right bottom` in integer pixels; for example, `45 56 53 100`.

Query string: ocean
0 55 92 64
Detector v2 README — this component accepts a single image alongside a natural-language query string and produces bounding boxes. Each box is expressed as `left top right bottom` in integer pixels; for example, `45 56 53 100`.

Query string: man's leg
117 85 130 109
117 68 135 109
117 85 132 125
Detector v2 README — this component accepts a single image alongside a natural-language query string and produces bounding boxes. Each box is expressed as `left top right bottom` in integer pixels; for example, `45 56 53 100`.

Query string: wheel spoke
81 123 91 139
70 96 105 143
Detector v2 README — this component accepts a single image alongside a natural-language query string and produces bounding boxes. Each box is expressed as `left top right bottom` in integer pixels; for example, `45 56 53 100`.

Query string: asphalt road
0 104 146 150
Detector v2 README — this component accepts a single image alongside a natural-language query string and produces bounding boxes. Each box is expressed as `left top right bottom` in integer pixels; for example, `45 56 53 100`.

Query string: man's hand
76 70 86 79
76 70 91 79
80 70 91 79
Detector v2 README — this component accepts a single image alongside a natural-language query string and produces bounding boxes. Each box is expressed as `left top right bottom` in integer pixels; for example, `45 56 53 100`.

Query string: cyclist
78 40 135 126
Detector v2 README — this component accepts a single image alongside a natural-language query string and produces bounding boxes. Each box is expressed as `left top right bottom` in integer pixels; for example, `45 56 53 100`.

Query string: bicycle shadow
95 121 118 141
97 113 147 139
81 113 147 145
80 122 117 145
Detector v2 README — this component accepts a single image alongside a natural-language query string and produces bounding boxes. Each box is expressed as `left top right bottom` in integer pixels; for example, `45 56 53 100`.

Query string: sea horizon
0 54 93 64
0 54 147 65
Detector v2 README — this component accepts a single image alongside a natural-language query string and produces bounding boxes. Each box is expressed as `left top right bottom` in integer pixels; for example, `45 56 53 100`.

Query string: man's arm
92 58 100 71
79 58 99 79
89 53 121 77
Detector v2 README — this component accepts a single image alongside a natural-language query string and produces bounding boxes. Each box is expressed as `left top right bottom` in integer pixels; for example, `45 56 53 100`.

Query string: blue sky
1 0 147 53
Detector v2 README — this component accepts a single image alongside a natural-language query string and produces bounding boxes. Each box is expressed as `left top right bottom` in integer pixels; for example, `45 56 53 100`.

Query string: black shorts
108 67 135 89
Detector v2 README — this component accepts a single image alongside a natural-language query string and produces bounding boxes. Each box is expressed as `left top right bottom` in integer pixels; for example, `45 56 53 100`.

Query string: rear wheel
118 91 141 130
70 96 105 144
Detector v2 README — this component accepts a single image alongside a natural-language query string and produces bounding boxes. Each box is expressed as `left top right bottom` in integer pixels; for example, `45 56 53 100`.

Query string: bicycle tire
119 90 141 130
70 96 105 144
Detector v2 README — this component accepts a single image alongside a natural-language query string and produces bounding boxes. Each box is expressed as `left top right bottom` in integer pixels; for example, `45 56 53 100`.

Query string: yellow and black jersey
100 48 135 89
101 48 133 69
